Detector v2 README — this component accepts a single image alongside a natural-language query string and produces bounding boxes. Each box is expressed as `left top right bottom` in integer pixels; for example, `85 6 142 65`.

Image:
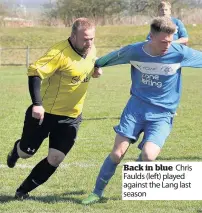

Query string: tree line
1 0 202 26
43 0 202 26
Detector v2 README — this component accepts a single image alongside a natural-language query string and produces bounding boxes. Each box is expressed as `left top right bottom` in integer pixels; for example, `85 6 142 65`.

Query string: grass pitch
0 66 202 212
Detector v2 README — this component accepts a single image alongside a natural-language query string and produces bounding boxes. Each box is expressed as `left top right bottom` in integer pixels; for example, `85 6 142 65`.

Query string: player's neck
69 37 87 57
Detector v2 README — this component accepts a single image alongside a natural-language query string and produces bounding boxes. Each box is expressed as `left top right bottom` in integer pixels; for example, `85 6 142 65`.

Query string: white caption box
122 162 202 200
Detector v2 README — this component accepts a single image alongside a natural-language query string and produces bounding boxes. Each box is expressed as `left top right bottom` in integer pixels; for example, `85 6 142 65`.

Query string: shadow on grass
32 195 118 205
30 190 86 204
0 190 86 204
0 195 15 203
0 191 120 205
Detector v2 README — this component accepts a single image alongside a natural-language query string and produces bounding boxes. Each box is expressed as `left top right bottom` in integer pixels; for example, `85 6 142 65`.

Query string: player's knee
141 152 156 161
47 152 65 167
47 155 64 167
18 148 33 159
141 142 161 161
18 143 36 158
110 151 124 164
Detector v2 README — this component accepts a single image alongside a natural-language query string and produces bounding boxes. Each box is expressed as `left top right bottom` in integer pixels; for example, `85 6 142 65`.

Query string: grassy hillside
0 25 149 48
0 24 202 65
1 25 202 47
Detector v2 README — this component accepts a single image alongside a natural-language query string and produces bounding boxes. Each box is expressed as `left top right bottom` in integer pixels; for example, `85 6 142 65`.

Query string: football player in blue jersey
146 1 188 45
82 16 202 204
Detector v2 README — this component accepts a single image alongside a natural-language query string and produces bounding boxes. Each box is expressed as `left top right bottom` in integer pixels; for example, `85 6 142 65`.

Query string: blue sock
93 155 118 197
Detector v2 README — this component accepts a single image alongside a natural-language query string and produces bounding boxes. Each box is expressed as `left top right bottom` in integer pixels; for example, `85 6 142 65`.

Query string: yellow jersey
28 39 96 118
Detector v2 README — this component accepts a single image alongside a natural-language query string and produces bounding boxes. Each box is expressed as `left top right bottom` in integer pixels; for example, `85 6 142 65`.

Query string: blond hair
158 1 171 10
71 18 95 35
150 16 176 35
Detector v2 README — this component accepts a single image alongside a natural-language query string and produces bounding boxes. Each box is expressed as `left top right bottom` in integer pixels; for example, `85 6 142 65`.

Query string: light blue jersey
96 42 202 114
146 17 188 41
96 42 202 148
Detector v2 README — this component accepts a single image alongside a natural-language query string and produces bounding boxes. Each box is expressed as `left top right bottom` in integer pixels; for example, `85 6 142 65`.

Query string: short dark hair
158 1 171 11
71 18 95 35
150 16 176 35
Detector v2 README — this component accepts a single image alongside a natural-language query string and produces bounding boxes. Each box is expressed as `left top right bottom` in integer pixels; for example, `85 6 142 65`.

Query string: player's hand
32 105 45 125
92 67 103 78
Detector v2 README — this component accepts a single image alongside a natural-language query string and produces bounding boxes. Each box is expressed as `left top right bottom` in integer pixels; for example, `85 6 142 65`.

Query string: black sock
17 158 57 193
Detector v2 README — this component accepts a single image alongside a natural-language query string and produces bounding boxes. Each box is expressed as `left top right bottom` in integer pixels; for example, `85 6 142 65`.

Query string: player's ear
70 32 76 41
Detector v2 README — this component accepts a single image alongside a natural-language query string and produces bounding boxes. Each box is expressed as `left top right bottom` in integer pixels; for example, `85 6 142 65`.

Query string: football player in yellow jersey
7 17 102 199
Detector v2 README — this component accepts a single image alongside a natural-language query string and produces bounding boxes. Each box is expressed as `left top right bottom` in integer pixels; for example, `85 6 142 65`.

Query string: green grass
0 25 150 63
0 25 149 47
1 24 202 65
0 66 202 212
1 24 202 48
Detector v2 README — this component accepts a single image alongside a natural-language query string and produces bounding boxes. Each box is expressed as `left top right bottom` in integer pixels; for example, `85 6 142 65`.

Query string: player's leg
13 108 51 199
141 142 161 161
15 151 59 200
138 117 173 161
15 114 81 198
82 134 130 205
7 105 49 168
82 107 143 205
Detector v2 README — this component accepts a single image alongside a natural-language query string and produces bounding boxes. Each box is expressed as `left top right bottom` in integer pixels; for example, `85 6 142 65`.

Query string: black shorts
19 105 82 155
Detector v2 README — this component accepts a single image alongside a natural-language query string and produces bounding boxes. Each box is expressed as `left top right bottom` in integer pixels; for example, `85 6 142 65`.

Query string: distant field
1 24 202 65
1 25 202 47
0 66 202 213
0 25 149 47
